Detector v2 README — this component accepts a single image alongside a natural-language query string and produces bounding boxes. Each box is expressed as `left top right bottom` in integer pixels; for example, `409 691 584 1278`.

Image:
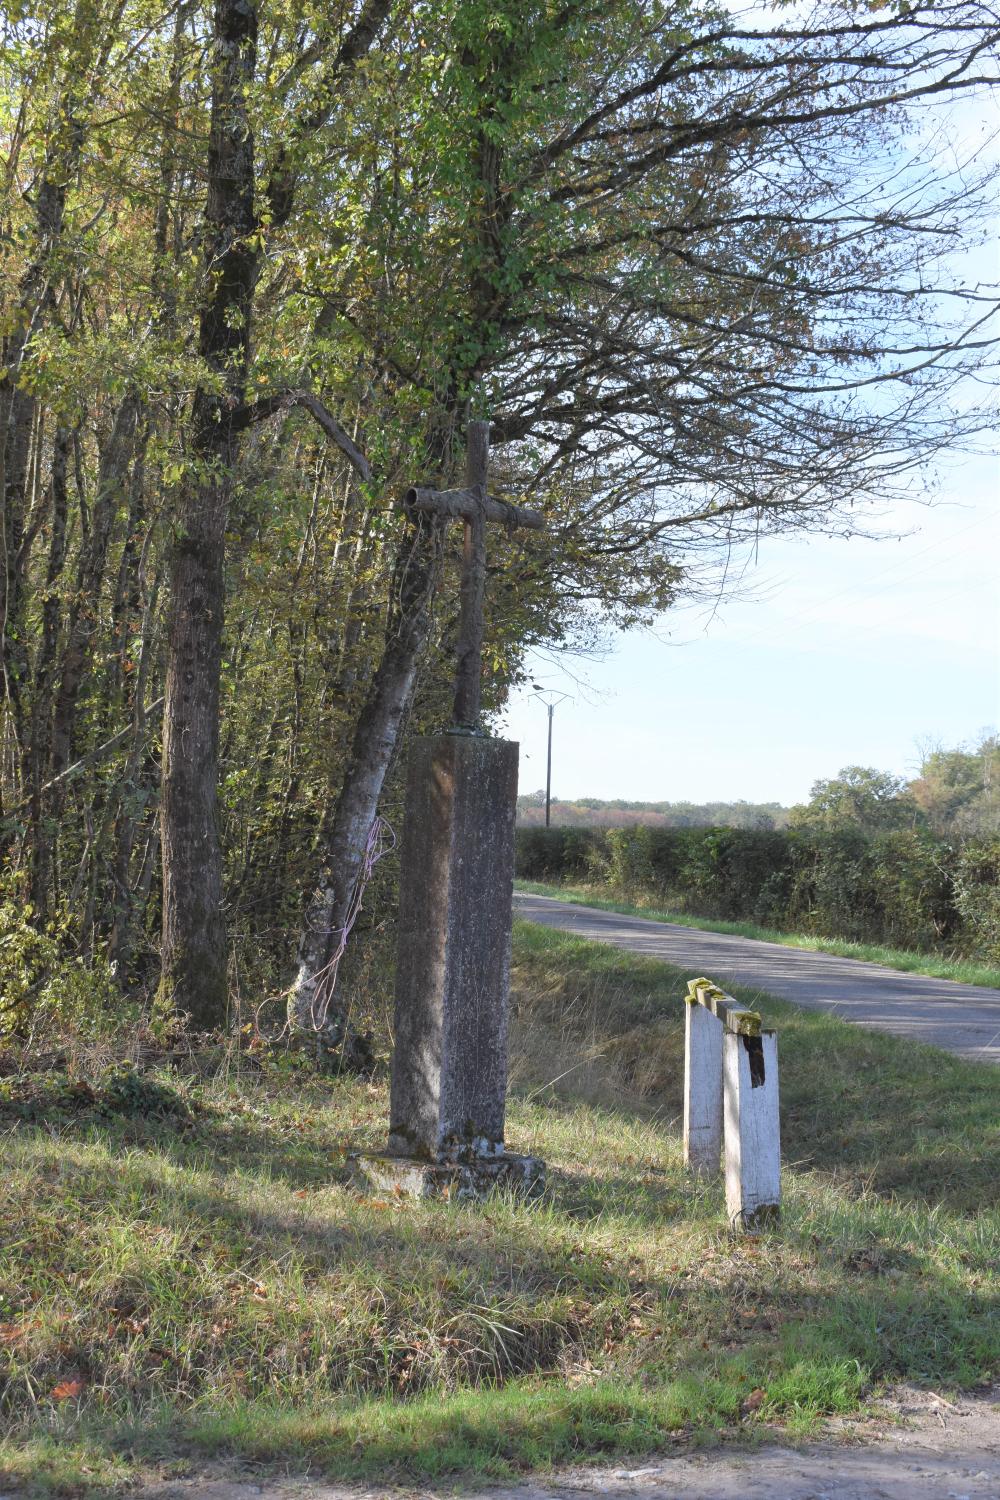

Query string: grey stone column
388 732 518 1161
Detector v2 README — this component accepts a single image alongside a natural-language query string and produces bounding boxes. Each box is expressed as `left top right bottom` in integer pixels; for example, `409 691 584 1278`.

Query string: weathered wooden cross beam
405 421 544 730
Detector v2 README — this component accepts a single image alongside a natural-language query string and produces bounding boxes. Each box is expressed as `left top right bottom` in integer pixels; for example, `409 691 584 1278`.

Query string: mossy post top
686 977 763 1038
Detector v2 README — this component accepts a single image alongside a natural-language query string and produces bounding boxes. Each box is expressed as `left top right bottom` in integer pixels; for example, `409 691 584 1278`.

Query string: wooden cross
405 420 544 730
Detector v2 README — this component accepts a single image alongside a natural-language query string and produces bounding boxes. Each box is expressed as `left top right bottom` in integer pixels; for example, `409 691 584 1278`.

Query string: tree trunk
50 395 140 774
27 425 71 906
288 509 443 1037
0 160 76 769
108 536 162 975
158 0 258 1028
0 54 90 804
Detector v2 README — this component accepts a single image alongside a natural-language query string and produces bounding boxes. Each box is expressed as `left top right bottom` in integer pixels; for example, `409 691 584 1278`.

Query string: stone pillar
353 733 543 1199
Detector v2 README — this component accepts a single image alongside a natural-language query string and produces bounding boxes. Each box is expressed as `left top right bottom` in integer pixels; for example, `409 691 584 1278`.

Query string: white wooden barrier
683 978 781 1232
683 994 723 1174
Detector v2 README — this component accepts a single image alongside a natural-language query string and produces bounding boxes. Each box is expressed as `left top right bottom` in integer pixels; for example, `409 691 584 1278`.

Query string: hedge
515 825 1000 961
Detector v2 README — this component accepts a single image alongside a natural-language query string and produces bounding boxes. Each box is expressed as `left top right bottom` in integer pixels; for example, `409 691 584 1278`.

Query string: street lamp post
545 701 554 827
531 691 571 828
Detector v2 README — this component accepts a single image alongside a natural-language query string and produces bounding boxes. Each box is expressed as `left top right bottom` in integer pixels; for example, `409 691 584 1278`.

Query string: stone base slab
349 1150 545 1202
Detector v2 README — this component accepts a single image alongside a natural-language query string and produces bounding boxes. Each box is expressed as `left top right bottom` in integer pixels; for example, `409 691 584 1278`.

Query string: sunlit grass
0 921 996 1495
515 880 1000 991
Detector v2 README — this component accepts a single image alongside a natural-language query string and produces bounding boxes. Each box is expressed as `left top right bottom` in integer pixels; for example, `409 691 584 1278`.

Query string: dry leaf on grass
52 1379 86 1401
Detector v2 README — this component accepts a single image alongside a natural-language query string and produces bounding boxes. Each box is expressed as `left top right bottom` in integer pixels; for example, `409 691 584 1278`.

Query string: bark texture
1 115 83 758
159 0 258 1027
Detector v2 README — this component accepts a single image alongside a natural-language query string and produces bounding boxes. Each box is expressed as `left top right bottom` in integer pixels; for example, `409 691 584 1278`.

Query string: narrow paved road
514 893 1000 1065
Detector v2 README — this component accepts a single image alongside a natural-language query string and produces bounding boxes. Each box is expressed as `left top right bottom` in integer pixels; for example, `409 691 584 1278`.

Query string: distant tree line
517 795 791 830
521 734 1000 838
793 738 1000 839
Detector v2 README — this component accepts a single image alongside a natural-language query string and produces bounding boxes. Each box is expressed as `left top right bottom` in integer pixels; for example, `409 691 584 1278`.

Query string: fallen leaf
52 1379 86 1401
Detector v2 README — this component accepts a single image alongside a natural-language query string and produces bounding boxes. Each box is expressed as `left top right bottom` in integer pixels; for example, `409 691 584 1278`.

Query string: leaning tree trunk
158 0 258 1028
288 510 443 1039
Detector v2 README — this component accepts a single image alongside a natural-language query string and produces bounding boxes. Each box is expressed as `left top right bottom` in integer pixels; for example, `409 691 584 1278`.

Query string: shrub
785 829 877 942
952 838 1000 962
606 826 655 893
869 830 956 950
0 892 126 1043
516 827 604 881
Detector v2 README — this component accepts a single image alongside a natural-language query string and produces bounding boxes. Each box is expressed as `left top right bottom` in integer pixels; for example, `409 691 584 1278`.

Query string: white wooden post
684 992 723 1174
723 1025 781 1233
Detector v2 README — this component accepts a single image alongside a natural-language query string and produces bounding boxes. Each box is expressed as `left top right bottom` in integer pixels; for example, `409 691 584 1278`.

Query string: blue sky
501 450 999 806
501 44 999 808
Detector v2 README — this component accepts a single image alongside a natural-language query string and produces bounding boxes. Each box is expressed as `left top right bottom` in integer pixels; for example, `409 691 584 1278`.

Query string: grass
515 879 1000 991
0 922 997 1495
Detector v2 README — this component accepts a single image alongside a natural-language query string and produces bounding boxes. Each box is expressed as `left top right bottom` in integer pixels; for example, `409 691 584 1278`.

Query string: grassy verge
515 880 1000 991
1 923 997 1495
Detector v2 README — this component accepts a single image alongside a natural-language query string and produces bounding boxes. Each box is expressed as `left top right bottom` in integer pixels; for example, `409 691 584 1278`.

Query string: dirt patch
120 1385 1000 1500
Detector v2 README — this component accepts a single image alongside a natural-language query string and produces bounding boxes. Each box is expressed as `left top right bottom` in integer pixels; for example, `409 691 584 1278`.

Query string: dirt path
129 1388 1000 1500
515 892 1000 1064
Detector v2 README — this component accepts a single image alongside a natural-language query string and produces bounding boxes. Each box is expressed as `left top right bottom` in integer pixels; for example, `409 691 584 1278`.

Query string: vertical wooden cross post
406 420 543 730
454 421 489 730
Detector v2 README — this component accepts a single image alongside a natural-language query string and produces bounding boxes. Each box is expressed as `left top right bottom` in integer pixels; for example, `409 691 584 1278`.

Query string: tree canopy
789 737 1000 836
